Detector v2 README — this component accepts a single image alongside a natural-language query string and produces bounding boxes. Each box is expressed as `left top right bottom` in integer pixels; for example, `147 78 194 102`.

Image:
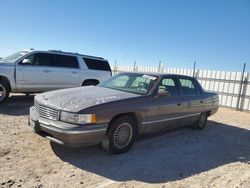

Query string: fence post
114 60 117 75
193 61 196 77
133 61 137 72
195 69 199 78
239 72 249 111
158 61 163 72
237 63 246 111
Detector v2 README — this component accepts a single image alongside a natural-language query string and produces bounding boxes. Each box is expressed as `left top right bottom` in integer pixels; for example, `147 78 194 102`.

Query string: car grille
34 100 60 121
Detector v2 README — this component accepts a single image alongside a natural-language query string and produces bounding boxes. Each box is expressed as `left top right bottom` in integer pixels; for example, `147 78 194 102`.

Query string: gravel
0 94 250 188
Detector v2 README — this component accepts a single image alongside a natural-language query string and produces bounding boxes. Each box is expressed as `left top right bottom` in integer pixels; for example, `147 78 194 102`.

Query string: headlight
60 111 96 124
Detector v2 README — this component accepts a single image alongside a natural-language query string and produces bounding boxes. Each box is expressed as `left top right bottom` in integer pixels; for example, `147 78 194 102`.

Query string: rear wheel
0 81 9 103
192 113 207 130
102 116 137 154
82 80 99 86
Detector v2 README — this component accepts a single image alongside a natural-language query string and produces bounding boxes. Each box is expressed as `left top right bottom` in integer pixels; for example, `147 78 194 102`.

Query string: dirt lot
0 95 250 188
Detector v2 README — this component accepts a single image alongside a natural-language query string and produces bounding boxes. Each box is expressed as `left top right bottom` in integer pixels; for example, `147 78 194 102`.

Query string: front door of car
143 76 183 132
16 53 80 92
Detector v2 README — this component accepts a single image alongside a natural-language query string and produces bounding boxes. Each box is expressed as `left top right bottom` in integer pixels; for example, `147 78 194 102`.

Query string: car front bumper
28 106 108 147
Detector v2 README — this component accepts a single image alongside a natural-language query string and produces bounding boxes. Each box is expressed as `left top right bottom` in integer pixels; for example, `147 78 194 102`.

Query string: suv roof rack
48 49 104 60
48 49 62 52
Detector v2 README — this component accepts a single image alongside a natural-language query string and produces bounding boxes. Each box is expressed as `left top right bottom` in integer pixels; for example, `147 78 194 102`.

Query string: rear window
83 57 111 71
179 78 198 96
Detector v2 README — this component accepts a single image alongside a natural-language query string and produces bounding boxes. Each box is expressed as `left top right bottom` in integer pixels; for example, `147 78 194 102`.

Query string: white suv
0 49 112 103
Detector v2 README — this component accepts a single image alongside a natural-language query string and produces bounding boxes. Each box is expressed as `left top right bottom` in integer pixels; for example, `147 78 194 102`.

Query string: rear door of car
177 76 204 126
143 76 183 132
16 52 80 92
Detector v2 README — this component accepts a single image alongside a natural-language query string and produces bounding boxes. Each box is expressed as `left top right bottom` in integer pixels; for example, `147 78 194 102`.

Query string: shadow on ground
51 121 250 184
0 95 34 116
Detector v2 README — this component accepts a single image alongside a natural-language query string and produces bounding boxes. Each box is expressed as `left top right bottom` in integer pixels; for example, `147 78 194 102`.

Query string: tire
82 81 98 86
192 113 207 130
102 116 137 154
0 80 9 103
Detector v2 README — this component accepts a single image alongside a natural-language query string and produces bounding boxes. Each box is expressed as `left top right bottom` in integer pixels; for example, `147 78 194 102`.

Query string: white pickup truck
0 49 112 103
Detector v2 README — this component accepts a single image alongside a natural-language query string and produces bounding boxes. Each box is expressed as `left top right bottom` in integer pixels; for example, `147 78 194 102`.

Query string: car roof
25 49 106 60
119 71 195 79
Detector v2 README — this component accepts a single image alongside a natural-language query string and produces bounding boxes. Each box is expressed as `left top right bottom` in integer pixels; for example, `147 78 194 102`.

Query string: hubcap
0 84 6 102
114 123 133 149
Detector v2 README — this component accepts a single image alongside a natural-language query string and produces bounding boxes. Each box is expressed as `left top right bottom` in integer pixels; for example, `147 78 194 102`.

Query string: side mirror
21 59 31 64
157 86 170 97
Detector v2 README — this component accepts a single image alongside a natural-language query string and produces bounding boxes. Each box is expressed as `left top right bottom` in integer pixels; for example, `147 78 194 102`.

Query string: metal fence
110 63 250 112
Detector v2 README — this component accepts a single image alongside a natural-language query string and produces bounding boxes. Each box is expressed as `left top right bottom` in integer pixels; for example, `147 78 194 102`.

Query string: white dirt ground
0 94 250 188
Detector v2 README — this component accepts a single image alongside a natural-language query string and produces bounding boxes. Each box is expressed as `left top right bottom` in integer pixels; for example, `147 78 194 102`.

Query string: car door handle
71 71 77 74
200 100 204 104
43 70 51 73
177 103 181 106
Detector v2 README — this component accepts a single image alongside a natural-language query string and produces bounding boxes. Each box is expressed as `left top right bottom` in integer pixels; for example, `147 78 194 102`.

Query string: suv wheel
192 113 207 130
102 116 137 154
0 81 9 103
82 81 97 86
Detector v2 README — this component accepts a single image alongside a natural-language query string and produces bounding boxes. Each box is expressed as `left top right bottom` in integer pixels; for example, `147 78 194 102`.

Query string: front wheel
102 116 137 154
0 81 9 103
192 113 207 130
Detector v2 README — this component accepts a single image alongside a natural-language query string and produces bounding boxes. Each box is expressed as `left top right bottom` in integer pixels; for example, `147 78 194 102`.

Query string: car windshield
99 73 158 95
1 51 29 63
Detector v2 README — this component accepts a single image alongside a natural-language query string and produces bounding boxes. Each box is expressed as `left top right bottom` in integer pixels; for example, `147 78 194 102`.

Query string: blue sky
0 0 249 71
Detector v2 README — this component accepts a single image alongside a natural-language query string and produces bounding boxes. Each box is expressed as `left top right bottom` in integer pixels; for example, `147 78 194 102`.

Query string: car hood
35 86 139 112
0 60 14 65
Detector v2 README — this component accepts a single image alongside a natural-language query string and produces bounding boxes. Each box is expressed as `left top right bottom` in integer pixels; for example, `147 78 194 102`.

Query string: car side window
53 54 79 68
160 78 179 96
21 54 35 65
179 78 198 96
83 58 111 71
33 53 55 66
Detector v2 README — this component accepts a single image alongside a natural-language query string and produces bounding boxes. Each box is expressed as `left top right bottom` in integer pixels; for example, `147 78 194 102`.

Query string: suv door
16 53 80 92
177 77 204 126
144 76 183 132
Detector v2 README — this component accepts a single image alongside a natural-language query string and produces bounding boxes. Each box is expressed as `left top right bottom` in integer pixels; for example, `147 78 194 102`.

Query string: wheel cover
0 84 6 102
199 114 206 127
113 123 133 149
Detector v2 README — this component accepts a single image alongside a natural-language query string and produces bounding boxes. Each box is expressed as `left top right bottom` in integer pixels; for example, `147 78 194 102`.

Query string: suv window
160 78 179 96
33 53 54 66
179 78 198 96
53 54 79 68
21 53 79 68
83 58 111 71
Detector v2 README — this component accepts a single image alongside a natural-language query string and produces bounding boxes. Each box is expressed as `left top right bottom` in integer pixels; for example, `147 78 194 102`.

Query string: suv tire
0 80 10 103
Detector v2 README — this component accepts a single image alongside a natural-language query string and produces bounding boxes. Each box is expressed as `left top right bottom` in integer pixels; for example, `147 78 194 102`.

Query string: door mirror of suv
22 59 31 64
157 86 170 97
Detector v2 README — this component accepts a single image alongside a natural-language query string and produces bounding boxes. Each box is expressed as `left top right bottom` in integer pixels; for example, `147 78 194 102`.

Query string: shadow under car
51 120 250 184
